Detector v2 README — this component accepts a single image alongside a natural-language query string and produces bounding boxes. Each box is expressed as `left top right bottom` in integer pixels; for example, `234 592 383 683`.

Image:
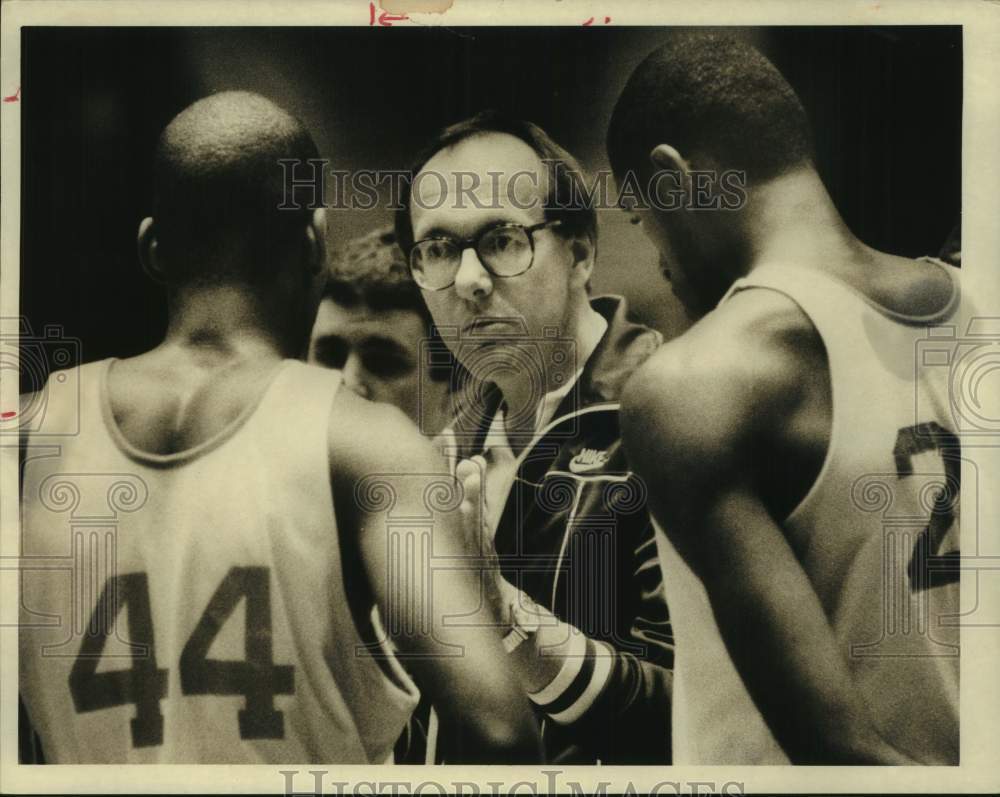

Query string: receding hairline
418 129 548 170
396 110 598 257
408 130 551 218
413 131 552 204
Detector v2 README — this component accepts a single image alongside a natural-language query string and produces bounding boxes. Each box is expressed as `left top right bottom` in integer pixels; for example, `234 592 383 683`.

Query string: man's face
627 169 732 320
308 299 453 437
409 133 586 374
629 202 702 317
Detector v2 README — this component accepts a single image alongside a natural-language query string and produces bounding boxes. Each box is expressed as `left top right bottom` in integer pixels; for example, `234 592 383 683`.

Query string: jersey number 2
893 422 961 593
69 566 294 748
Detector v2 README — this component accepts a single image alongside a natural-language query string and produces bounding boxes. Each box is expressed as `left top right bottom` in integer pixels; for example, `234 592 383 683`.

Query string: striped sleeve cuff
527 629 614 725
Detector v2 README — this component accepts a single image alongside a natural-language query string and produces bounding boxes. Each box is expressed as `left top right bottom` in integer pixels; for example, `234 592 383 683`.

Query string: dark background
19 25 962 375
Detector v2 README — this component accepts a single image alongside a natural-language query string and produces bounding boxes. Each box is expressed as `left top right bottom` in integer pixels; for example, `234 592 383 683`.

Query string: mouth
463 318 521 337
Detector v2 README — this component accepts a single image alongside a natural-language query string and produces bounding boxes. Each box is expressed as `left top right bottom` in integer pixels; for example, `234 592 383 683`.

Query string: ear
567 233 596 290
137 217 167 284
649 143 691 176
305 207 327 276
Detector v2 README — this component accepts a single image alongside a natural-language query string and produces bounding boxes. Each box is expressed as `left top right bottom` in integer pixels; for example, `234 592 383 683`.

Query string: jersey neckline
861 256 961 325
99 357 292 467
724 255 961 326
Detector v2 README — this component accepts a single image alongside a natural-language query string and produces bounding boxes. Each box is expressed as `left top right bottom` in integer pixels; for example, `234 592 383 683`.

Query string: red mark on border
3 86 20 103
369 2 409 26
1 411 17 420
582 16 611 26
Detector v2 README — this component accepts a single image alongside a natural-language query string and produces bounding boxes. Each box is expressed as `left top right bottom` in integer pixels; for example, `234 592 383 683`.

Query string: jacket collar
448 295 662 459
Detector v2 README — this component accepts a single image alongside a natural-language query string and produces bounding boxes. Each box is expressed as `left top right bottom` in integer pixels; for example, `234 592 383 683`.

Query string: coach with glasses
395 111 673 764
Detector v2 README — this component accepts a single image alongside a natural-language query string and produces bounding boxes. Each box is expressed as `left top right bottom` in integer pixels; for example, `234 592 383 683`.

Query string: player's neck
741 167 869 275
164 282 306 361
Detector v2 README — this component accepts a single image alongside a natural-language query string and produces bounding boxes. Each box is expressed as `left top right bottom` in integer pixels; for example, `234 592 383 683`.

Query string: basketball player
606 34 962 764
18 92 541 764
308 226 457 439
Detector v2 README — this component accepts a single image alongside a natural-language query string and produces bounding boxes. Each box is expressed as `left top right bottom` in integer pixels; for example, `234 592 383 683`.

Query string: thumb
456 454 487 510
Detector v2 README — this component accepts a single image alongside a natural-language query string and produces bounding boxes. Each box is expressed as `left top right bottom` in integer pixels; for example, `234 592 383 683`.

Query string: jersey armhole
333 468 376 637
725 284 839 527
328 410 417 697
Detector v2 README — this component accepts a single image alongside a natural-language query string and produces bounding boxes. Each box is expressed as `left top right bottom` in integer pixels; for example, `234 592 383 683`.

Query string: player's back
19 356 419 763
771 259 962 763
659 257 963 764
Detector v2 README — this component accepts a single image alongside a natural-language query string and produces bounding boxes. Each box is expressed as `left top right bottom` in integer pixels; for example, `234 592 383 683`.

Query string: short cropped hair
607 32 814 185
394 110 598 257
324 226 458 383
325 227 426 316
152 91 319 284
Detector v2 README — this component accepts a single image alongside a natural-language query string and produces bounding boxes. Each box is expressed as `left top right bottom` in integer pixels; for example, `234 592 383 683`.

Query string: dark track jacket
448 296 674 764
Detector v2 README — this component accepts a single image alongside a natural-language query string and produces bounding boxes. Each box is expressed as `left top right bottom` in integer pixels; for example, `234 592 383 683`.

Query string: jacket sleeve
527 506 674 763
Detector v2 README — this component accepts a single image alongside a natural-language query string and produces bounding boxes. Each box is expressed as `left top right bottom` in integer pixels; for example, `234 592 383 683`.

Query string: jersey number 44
69 566 294 748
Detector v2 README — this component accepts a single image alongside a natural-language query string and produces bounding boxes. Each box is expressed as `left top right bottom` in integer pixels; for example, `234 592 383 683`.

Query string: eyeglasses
408 220 562 291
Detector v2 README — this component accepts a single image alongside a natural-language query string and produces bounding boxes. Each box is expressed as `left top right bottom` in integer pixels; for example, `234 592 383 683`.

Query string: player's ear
649 143 690 177
567 231 596 290
137 217 167 284
305 207 327 276
649 144 697 224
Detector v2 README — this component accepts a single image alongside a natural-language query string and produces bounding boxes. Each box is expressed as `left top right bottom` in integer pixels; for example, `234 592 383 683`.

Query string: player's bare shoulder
326 387 444 491
623 287 822 454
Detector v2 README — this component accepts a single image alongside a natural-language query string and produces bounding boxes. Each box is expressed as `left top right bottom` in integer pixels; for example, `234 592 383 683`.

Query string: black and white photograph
2 1 999 794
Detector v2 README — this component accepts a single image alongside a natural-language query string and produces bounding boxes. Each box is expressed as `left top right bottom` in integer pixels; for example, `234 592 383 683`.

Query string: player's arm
329 393 543 763
620 332 915 765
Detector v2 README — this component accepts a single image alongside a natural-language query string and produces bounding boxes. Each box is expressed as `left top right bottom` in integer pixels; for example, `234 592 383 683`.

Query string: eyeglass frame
407 219 563 291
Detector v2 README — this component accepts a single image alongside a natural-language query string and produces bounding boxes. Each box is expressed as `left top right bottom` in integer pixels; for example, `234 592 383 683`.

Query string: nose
453 246 493 302
341 353 372 400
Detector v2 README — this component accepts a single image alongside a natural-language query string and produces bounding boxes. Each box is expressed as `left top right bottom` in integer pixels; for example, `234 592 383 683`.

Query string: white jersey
660 259 962 764
19 359 419 763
